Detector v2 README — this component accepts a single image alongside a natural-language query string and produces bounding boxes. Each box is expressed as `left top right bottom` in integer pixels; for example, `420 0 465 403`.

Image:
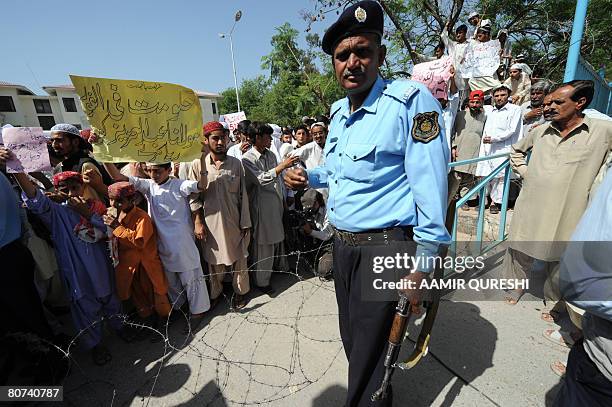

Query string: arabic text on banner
411 56 454 100
4 127 52 173
460 40 501 79
70 75 203 163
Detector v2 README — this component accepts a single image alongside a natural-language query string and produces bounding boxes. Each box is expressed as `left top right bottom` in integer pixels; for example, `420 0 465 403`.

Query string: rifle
371 293 411 401
371 274 442 401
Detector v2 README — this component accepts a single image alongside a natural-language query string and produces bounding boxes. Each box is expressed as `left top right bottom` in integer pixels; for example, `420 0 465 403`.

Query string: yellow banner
70 75 203 163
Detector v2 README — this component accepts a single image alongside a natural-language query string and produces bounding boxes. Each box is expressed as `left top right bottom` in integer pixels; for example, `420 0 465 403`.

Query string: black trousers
554 338 612 407
333 237 397 407
0 239 53 340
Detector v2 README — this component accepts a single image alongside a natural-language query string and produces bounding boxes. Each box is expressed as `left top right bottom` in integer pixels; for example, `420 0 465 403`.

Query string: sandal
232 294 247 310
550 360 566 377
543 329 574 348
91 345 112 366
541 310 561 323
504 289 524 305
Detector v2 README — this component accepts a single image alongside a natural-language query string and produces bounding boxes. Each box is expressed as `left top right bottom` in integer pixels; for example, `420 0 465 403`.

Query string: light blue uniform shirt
0 172 22 249
561 168 612 320
307 76 451 272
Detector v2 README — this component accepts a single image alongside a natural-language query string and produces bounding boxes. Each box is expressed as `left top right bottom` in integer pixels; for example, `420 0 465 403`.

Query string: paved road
61 247 569 406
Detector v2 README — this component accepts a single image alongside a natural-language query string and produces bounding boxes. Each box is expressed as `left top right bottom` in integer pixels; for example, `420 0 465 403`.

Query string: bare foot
504 289 524 305
550 360 566 377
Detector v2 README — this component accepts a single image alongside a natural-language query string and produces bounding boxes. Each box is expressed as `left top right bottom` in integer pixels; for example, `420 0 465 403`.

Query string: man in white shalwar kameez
103 161 211 330
475 83 523 213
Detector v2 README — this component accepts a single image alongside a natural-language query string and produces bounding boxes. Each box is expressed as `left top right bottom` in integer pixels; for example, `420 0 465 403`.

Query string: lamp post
219 10 242 112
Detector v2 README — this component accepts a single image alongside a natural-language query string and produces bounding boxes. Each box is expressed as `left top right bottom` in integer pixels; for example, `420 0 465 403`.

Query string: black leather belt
332 226 414 246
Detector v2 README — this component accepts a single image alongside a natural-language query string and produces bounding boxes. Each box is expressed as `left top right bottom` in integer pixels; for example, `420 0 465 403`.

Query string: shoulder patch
412 112 440 143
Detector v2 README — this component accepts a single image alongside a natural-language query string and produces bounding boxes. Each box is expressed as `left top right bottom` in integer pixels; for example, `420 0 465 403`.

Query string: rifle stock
371 293 412 402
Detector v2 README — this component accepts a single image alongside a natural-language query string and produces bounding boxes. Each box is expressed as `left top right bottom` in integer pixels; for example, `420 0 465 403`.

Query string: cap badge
355 6 367 23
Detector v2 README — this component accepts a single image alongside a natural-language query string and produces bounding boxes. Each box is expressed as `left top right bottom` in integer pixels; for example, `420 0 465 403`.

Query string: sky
3 0 327 96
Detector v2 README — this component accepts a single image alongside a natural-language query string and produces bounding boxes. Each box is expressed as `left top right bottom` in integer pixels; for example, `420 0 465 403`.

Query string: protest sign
70 75 203 163
4 127 52 173
411 56 454 100
222 111 247 132
460 40 501 78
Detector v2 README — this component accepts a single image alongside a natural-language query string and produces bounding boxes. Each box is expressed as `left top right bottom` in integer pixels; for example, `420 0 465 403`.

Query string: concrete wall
0 88 26 126
199 97 221 123
55 89 89 128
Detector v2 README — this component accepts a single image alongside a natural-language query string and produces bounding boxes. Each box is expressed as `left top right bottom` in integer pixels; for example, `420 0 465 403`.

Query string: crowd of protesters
0 7 611 405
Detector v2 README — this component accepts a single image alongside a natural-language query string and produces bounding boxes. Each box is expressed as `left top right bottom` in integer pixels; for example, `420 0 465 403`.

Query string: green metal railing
448 152 512 256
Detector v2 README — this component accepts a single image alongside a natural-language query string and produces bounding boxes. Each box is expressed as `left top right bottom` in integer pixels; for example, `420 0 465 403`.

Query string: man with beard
504 80 612 327
448 90 487 207
284 2 450 405
188 121 252 309
50 123 112 201
522 80 552 133
475 83 523 214
504 64 531 105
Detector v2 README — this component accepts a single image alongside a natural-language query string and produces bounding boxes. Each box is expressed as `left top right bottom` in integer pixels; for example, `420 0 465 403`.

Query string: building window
38 116 56 130
212 102 217 115
63 97 77 112
0 96 16 112
33 99 52 114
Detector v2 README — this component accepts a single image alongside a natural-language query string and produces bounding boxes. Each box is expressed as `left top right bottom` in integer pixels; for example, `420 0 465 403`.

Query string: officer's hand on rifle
399 271 428 315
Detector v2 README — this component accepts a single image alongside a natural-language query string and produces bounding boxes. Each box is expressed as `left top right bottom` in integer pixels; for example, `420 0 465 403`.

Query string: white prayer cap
269 123 282 138
50 123 80 137
468 12 480 19
310 121 327 130
491 83 513 93
510 64 522 71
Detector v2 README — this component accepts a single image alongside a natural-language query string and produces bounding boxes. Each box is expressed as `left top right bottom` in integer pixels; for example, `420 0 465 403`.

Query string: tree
218 75 269 116
219 22 346 125
303 0 612 81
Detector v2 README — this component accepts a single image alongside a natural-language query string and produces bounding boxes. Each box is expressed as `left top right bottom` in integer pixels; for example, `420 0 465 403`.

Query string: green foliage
219 22 345 126
307 0 611 82
218 75 270 118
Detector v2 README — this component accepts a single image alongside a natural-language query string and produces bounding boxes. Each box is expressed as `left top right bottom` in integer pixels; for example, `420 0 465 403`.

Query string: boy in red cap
104 181 172 339
102 154 210 333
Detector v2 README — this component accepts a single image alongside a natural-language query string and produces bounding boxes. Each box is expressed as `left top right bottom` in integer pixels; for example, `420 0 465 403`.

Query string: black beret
321 1 384 55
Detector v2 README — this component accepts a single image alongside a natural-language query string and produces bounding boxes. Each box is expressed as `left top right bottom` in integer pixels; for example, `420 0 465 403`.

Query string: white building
0 81 222 130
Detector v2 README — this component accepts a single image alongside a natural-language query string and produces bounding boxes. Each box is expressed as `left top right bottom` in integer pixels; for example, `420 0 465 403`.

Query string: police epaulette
382 80 420 104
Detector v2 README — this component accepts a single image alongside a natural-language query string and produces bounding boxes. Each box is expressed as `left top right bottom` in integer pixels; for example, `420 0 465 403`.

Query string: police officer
285 1 450 405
